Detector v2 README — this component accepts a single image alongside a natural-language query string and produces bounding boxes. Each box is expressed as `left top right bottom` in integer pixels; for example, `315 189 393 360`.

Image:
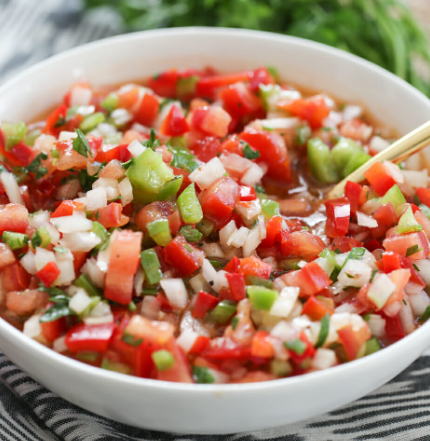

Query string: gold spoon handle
327 119 430 199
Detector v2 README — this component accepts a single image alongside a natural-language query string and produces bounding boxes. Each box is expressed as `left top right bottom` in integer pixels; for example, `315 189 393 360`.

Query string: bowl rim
1 26 430 394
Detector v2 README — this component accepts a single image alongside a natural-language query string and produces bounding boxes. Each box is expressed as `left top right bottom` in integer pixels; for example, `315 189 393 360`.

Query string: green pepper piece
152 349 175 371
101 358 132 374
1 121 27 151
209 300 237 324
397 206 422 234
141 248 162 285
245 275 274 289
419 204 430 220
74 274 102 297
196 218 215 237
79 112 106 132
365 338 381 355
343 151 371 177
331 137 363 170
157 176 183 201
147 219 172 246
380 184 406 209
247 286 278 311
101 93 119 112
177 76 199 97
31 226 51 249
177 183 203 225
307 138 340 184
261 199 280 219
24 128 41 146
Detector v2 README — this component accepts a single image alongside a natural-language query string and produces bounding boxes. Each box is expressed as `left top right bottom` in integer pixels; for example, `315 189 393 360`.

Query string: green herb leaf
142 128 161 149
169 147 199 173
231 316 239 330
73 129 93 158
243 144 260 160
370 269 379 283
121 333 143 347
40 303 76 323
406 244 421 257
284 338 306 355
254 184 265 194
316 314 330 348
27 152 49 179
192 365 215 384
413 263 420 272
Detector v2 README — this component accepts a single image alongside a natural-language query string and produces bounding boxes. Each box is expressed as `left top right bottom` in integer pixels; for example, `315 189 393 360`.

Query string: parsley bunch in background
84 0 430 96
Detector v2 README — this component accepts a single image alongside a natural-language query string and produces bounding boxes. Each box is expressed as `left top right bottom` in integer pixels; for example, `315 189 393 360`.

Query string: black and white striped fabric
1 1 430 439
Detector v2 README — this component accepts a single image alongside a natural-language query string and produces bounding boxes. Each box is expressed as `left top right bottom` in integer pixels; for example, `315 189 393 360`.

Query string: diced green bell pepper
140 248 162 285
177 76 199 97
147 219 172 246
157 176 183 201
331 137 363 170
397 206 422 234
343 151 371 178
270 359 293 377
177 183 203 225
247 286 278 311
196 218 215 237
79 112 106 132
419 204 430 220
101 93 119 112
209 300 237 324
365 337 381 355
307 138 340 184
24 128 41 146
152 349 175 371
92 221 110 251
380 184 406 209
296 125 311 146
245 275 274 289
1 121 27 151
180 225 203 242
2 231 29 250
101 358 132 374
261 199 280 219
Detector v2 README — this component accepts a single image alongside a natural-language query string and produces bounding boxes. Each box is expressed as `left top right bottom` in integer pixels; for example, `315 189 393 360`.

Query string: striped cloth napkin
1 1 430 439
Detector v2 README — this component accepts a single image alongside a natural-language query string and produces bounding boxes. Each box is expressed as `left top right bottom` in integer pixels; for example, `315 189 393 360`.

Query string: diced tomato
43 104 67 136
192 291 219 319
221 82 262 117
416 187 430 208
167 210 182 236
399 255 426 295
156 339 193 383
363 162 396 196
10 142 37 167
249 67 275 92
202 337 251 361
199 176 240 227
65 323 116 353
277 95 330 130
51 200 83 218
159 105 189 137
259 215 283 248
41 315 67 343
37 261 61 287
371 203 397 239
337 324 370 361
330 237 363 253
382 231 429 261
191 106 231 138
302 296 335 320
163 235 203 277
104 230 143 305
226 273 246 301
1 263 31 292
280 230 326 260
325 198 350 238
377 251 401 273
364 239 382 252
147 70 179 98
414 210 430 238
251 330 274 359
385 268 410 308
189 136 221 163
287 332 316 364
196 71 250 100
95 144 120 163
223 255 241 273
92 203 128 229
240 129 291 183
0 243 16 270
239 256 272 280
5 289 49 316
0 203 28 234
383 313 405 342
218 135 244 156
345 181 363 215
190 335 210 355
239 185 257 202
72 251 88 273
135 93 160 127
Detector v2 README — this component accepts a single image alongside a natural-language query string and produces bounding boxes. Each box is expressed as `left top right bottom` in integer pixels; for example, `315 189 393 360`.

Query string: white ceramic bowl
1 27 430 435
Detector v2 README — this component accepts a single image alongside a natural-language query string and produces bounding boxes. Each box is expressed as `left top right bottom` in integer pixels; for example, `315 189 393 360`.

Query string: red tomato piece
277 96 330 130
345 181 363 215
417 187 430 208
189 136 221 163
239 185 257 202
371 203 397 239
37 261 61 287
72 251 88 273
325 198 351 238
0 203 28 234
148 70 179 98
41 315 67 343
50 200 83 218
199 176 240 227
239 256 272 280
92 203 126 229
65 323 116 353
260 215 283 248
363 162 396 196
218 135 244 156
190 335 210 355
382 231 429 261
163 235 203 277
135 93 160 127
1 262 31 292
280 230 326 260
223 255 241 273
287 332 316 364
192 107 231 138
43 104 67 136
192 291 219 318
226 273 246 301
337 324 370 361
302 296 335 320
363 239 382 252
249 67 275 92
251 330 274 359
159 105 189 137
220 82 262 117
383 313 405 342
330 237 363 253
414 210 430 239
378 251 401 273
202 337 251 361
167 210 182 236
104 230 143 305
6 289 49 316
240 129 291 183
0 243 16 270
196 71 250 100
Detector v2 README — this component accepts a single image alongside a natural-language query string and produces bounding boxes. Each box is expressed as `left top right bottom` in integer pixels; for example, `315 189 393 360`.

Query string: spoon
327 119 430 199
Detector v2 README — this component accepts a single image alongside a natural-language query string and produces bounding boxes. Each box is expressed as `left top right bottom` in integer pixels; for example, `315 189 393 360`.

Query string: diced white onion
314 257 334 276
402 169 428 188
311 348 337 370
111 108 132 126
242 225 262 257
227 226 250 248
118 177 133 206
81 258 105 288
207 368 229 384
70 86 92 107
51 215 93 233
86 187 107 212
189 273 211 294
53 336 67 353
1 171 24 205
176 329 199 353
270 320 298 341
241 163 264 186
59 232 101 252
96 230 118 273
34 248 56 272
202 259 220 292
399 296 417 335
259 117 300 130
54 260 75 286
219 153 252 175
133 267 144 296
160 278 188 310
23 314 42 338
140 296 161 320
89 301 111 317
409 290 430 317
270 286 299 318
219 220 237 250
105 186 120 201
383 161 404 184
335 303 360 314
357 212 378 228
59 131 77 141
20 251 37 275
367 314 386 338
217 270 229 291
369 136 390 153
413 260 430 285
28 211 50 229
202 242 225 259
84 314 114 325
188 157 226 190
69 289 92 314
338 260 372 288
235 199 262 220
334 252 349 268
127 139 147 158
367 273 395 309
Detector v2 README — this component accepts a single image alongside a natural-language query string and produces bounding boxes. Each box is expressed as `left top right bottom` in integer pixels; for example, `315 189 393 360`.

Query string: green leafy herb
169 147 199 173
39 287 75 323
192 365 215 384
128 301 137 312
242 144 260 160
121 333 143 347
77 162 105 192
316 314 330 348
122 158 135 169
406 244 421 257
142 128 161 149
413 263 420 272
208 258 227 270
231 317 239 330
402 299 407 306
27 152 49 179
179 225 203 243
284 338 306 355
370 269 379 283
73 129 93 158
254 184 265 194
419 305 430 322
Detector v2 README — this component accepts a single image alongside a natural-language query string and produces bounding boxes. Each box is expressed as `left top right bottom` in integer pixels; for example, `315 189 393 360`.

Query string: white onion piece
270 287 299 318
84 314 114 325
367 273 395 309
409 290 430 317
338 260 372 288
105 186 120 201
219 153 252 175
89 301 111 317
1 171 24 205
207 368 230 384
59 131 77 141
356 212 378 228
69 289 92 314
217 270 229 291
189 273 211 294
383 301 402 317
160 278 188 310
60 232 101 252
97 122 117 136
360 198 382 216
235 199 262 220
154 101 181 129
70 86 92 106
259 117 300 130
383 161 404 184
54 260 75 286
202 242 225 259
188 157 226 190
413 259 430 284
23 314 42 338
34 134 55 152
314 257 334 276
53 336 67 353
20 251 37 275
311 348 337 370
369 136 390 153
28 211 50 229
111 108 132 126
402 169 428 188
334 252 349 268
367 314 386 338
202 259 220 292
118 177 133 206
241 163 264 186
270 320 298 341
140 296 161 320
51 215 93 233
127 139 146 158
34 248 56 272
133 267 144 296
86 187 107 212
81 257 105 288
399 296 417 335
219 220 237 250
335 303 360 314
227 227 250 248
242 225 262 257
176 329 199 353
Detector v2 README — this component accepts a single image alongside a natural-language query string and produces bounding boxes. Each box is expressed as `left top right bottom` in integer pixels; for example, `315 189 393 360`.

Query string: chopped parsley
169 147 198 173
72 129 93 158
192 365 215 384
406 244 421 257
315 314 330 348
142 128 161 149
242 144 260 160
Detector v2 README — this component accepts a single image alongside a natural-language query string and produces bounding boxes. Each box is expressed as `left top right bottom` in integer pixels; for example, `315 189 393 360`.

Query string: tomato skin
92 203 127 229
417 187 430 208
223 255 241 273
192 291 219 319
1 263 31 292
148 69 179 98
259 215 283 248
104 230 143 305
72 251 88 273
239 185 257 202
382 231 429 261
371 203 397 239
377 251 401 273
239 256 272 280
383 313 405 342
240 129 291 183
199 176 240 227
196 71 250 100
0 243 16 270
249 67 275 92
363 239 382 252
280 230 326 260
190 136 221 163
338 324 370 361
363 162 396 196
277 96 330 130
44 104 67 136
190 336 210 355
219 135 244 156
37 261 61 287
159 105 189 137
202 337 251 361
226 273 246 301
220 83 262 117
167 210 182 236
163 235 203 277
65 323 116 353
325 198 351 238
0 203 29 234
330 237 363 253
41 315 67 342
135 93 160 127
251 330 274 359
345 181 363 215
51 200 83 218
302 296 334 320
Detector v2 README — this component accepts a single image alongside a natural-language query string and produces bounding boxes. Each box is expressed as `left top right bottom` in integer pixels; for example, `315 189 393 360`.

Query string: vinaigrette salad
0 66 430 384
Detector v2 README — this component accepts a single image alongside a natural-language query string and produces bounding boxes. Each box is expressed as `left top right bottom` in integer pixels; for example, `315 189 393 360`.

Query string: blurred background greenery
83 0 430 96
